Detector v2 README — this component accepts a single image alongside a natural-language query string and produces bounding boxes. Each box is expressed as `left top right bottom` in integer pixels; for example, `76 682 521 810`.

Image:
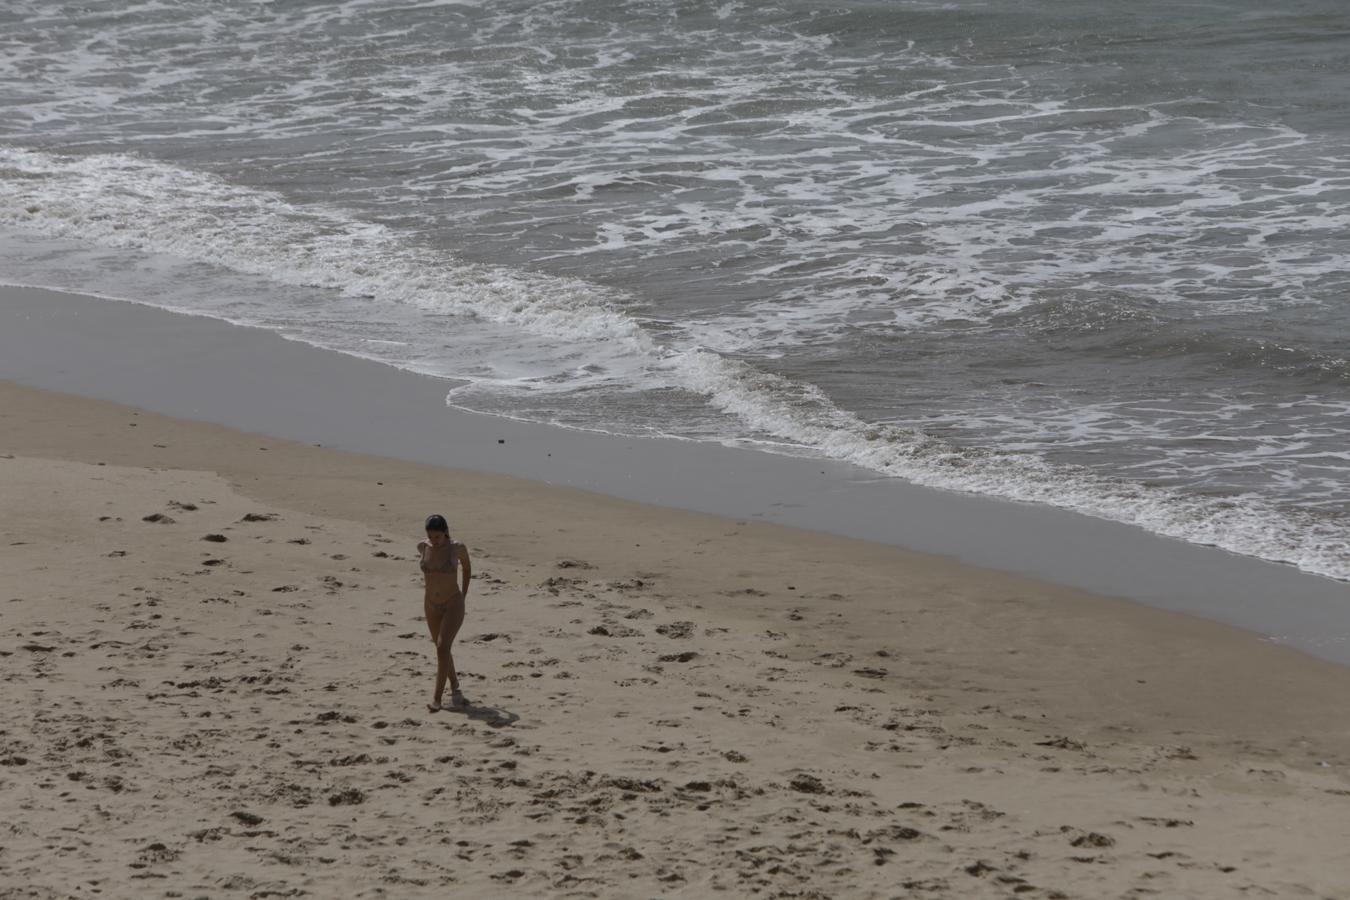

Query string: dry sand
3 380 1350 899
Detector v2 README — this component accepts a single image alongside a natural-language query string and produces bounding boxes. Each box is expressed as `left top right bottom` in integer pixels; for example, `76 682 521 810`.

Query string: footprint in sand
589 624 643 638
655 621 694 639
658 651 699 664
556 559 594 570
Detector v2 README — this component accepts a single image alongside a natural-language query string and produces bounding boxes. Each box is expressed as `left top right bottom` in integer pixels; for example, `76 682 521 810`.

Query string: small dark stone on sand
142 513 175 524
588 625 611 636
241 513 276 522
202 534 228 543
231 811 264 826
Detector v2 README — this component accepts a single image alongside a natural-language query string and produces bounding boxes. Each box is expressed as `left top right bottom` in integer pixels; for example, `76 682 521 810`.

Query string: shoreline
1 283 1349 666
5 365 1350 896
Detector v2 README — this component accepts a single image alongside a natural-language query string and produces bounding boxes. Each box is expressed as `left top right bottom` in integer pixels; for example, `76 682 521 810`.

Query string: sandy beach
4 378 1350 899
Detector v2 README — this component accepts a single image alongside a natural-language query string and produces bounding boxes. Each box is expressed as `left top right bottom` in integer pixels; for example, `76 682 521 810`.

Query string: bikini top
418 539 460 575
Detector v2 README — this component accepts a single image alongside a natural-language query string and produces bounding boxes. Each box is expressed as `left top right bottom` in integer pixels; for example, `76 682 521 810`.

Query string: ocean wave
0 146 657 360
7 0 1349 360
674 350 1350 581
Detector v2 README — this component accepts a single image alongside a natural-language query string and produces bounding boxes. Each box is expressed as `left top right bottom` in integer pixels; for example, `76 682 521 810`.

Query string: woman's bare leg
425 598 446 709
433 595 466 708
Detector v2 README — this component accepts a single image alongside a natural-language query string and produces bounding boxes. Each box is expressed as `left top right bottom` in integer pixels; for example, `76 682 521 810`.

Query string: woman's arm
457 543 472 597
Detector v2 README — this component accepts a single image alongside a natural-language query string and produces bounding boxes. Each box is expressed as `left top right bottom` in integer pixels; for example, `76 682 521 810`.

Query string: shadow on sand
433 700 519 728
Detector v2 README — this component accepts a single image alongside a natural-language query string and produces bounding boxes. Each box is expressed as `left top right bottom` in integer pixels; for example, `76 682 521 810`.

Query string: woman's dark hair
424 514 449 534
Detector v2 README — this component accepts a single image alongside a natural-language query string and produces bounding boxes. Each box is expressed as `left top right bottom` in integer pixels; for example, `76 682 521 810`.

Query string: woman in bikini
417 514 473 710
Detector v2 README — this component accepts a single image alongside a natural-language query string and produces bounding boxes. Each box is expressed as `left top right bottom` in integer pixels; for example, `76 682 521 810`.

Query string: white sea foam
8 0 1347 357
0 147 657 373
670 350 1350 580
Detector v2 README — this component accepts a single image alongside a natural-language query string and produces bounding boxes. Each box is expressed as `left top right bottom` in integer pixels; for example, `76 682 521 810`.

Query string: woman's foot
428 698 443 712
450 689 467 708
